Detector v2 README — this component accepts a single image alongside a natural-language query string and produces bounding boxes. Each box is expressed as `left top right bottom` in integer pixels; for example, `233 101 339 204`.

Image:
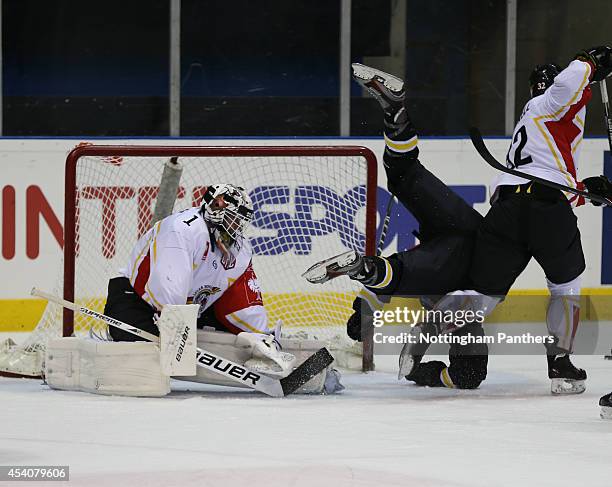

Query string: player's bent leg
445 324 488 389
104 277 158 342
545 274 582 354
401 323 488 389
352 63 481 239
543 275 587 395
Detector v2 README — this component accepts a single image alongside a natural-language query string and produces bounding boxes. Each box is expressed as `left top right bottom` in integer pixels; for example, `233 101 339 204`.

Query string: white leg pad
0 338 44 377
45 337 170 397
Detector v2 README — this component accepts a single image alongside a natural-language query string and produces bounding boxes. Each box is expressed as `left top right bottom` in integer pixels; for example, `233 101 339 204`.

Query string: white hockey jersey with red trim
493 59 593 206
118 206 270 335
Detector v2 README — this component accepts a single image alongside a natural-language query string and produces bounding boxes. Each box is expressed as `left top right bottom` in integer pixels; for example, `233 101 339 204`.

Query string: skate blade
551 378 586 395
351 63 404 92
301 250 357 284
601 406 612 419
302 263 329 284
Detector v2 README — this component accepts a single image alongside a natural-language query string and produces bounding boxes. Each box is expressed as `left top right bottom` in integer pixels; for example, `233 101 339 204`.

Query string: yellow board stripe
2 287 612 332
0 299 49 332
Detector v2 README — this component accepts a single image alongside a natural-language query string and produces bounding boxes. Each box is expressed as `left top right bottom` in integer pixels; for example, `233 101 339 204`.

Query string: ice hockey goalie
45 184 341 396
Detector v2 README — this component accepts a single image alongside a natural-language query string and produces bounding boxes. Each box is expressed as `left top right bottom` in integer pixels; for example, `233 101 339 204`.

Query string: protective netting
1 146 376 376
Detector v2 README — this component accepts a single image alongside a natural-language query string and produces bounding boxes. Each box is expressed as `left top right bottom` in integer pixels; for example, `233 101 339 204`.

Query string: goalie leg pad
0 338 44 378
45 337 170 397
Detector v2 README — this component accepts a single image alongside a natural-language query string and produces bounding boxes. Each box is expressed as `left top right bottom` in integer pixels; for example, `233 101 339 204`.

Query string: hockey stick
31 287 333 397
469 127 612 207
378 194 394 254
600 80 612 153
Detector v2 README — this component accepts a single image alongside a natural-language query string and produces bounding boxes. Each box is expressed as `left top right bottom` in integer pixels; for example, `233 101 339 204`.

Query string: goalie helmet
201 184 254 245
529 63 562 97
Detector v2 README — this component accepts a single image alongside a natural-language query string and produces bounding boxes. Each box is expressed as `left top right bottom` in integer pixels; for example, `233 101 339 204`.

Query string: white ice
1 347 611 487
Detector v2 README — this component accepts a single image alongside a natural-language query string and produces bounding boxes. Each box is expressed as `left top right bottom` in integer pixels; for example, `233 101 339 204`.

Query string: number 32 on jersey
506 125 533 169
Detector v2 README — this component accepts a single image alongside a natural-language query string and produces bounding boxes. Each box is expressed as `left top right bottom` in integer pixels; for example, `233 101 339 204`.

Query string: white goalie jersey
119 206 270 336
494 59 593 206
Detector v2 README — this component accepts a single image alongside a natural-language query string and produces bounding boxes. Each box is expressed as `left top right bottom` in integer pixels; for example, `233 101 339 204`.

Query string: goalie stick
469 127 612 207
31 287 333 398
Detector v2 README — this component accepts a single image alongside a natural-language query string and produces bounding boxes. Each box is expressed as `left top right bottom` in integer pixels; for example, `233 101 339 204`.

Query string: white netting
0 146 375 376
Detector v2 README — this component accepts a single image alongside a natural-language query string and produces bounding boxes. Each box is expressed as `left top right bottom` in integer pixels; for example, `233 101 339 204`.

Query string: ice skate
398 322 438 380
599 392 612 419
351 63 405 120
547 354 586 395
302 250 367 284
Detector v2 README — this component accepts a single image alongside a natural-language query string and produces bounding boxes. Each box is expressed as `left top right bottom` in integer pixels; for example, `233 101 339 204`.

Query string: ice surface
1 345 611 486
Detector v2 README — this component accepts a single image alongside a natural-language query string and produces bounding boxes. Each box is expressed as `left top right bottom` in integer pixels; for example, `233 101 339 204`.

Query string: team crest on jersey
247 278 262 299
192 285 221 316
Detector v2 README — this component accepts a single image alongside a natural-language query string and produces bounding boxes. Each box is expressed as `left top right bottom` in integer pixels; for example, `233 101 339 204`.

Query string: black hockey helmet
529 64 562 97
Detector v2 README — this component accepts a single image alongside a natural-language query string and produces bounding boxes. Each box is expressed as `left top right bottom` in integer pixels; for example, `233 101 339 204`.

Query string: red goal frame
63 145 378 371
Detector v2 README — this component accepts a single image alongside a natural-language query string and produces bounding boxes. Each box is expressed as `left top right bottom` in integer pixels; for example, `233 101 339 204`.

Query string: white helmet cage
201 184 254 242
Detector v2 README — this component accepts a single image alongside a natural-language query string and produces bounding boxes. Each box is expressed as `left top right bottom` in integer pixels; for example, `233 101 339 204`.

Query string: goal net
0 145 377 377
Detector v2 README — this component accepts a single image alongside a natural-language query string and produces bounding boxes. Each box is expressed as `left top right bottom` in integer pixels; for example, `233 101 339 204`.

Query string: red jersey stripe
133 251 151 297
544 86 592 181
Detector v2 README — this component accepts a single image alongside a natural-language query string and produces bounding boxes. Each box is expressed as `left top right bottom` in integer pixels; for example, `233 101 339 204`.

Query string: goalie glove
582 175 612 206
236 332 297 379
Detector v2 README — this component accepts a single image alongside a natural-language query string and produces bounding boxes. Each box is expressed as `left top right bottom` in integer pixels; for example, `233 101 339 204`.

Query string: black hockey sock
383 106 419 164
383 106 408 137
352 256 390 288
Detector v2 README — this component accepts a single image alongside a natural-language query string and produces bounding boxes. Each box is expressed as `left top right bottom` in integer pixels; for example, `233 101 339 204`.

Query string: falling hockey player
304 63 489 390
305 54 612 394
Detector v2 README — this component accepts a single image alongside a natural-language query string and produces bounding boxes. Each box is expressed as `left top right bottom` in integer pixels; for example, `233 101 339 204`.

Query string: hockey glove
575 46 612 82
583 175 612 206
346 297 366 342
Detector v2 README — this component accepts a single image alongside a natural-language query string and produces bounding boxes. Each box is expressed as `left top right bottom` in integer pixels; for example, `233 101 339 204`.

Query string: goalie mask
201 184 254 246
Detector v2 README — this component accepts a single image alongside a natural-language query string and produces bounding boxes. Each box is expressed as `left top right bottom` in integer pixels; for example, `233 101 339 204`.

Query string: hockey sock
352 256 392 289
383 108 419 164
